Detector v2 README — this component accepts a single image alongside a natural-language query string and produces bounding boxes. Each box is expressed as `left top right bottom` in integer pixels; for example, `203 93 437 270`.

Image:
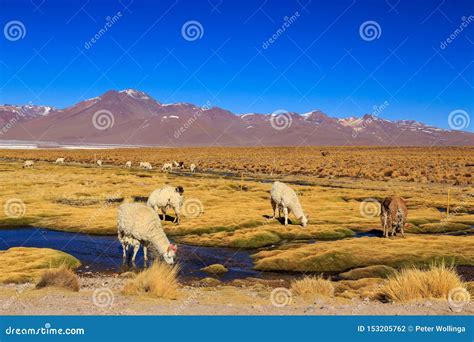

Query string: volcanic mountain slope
0 89 472 146
0 104 54 125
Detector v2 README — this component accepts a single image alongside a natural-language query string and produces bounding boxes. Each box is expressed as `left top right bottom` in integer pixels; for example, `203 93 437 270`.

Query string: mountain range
0 89 472 147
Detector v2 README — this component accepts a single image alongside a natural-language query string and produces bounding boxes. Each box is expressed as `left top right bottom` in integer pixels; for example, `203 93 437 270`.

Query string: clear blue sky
0 0 473 130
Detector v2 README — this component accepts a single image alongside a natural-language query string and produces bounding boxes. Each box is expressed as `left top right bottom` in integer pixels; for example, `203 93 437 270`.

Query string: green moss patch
200 264 229 274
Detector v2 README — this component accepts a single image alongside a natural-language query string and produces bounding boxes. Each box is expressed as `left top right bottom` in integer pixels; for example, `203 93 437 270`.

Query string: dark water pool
0 228 261 281
354 229 383 238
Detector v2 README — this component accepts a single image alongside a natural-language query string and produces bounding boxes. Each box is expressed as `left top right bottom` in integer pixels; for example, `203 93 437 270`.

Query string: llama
380 195 407 238
270 181 308 228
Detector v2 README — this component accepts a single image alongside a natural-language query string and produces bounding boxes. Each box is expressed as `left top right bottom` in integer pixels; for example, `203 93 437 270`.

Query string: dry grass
0 149 472 277
36 266 79 291
379 263 468 302
291 276 334 300
254 235 474 273
122 262 179 299
340 265 396 280
0 247 80 284
335 278 385 300
0 146 472 185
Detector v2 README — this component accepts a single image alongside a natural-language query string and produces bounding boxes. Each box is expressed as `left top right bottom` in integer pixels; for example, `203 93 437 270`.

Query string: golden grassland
0 156 472 243
254 235 474 273
0 147 472 300
0 146 472 184
0 247 80 284
0 147 472 272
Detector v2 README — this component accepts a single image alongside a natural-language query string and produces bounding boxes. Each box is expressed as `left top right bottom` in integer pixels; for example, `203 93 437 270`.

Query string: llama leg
173 208 180 224
391 226 396 237
283 207 289 226
143 245 148 267
131 242 140 264
400 222 406 238
271 199 277 219
121 242 127 263
153 205 162 220
162 208 167 221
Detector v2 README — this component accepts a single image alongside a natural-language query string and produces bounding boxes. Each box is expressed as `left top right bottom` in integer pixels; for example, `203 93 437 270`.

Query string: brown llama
380 195 407 238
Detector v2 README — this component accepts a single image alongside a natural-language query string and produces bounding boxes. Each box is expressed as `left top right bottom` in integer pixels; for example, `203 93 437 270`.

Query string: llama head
300 214 309 228
163 243 178 265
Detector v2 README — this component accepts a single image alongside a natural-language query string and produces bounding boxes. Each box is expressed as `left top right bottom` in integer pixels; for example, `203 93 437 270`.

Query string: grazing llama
380 195 407 238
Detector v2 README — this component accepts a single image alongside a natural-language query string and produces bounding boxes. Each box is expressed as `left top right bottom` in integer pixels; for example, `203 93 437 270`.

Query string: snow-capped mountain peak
119 89 150 100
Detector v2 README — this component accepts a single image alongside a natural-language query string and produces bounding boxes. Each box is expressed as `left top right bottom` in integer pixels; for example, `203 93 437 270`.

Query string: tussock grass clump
380 263 468 302
122 262 179 299
291 276 334 300
36 266 79 291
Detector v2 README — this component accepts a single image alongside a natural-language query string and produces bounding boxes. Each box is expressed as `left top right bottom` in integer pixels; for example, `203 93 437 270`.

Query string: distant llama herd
23 158 197 173
20 158 407 265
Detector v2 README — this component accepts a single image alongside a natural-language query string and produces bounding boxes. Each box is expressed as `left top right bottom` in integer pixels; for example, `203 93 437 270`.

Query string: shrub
380 263 468 302
122 262 179 299
291 276 334 300
36 266 79 292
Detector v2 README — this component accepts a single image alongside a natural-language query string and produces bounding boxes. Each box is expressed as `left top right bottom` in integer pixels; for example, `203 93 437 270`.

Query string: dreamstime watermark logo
92 288 114 308
372 100 389 117
359 198 380 218
270 109 292 130
440 191 472 227
270 287 292 307
440 16 474 49
0 106 28 136
181 20 204 41
83 190 122 229
173 284 205 315
174 101 211 139
4 198 26 218
92 110 115 130
182 198 204 218
4 20 26 41
4 322 85 336
448 287 471 312
1 283 28 310
84 11 123 49
359 20 382 41
262 11 300 49
448 109 470 130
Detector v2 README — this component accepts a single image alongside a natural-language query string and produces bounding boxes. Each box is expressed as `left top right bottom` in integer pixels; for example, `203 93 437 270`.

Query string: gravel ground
0 275 471 316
